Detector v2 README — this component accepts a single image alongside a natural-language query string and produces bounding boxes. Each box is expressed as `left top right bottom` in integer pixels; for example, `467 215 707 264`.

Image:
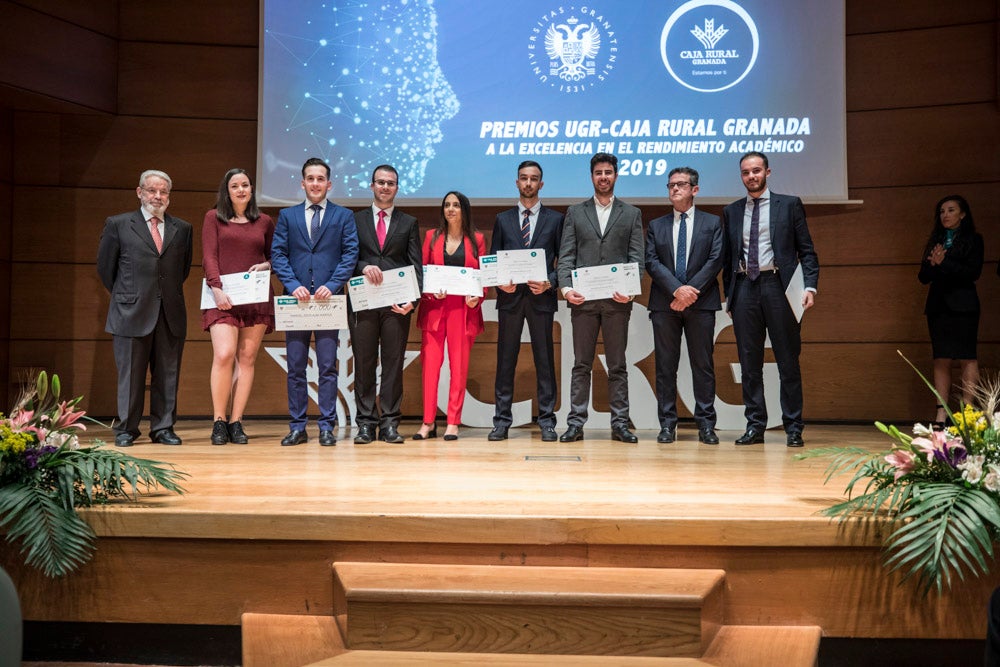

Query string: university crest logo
528 7 617 93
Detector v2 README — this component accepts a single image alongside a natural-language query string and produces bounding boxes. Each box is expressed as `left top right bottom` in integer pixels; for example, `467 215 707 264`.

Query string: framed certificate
274 295 348 330
200 270 271 309
497 248 548 285
348 265 420 311
477 254 500 288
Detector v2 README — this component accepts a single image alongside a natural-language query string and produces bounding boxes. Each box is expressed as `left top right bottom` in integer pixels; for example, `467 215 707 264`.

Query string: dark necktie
521 209 531 247
747 198 760 281
309 204 322 240
675 212 688 283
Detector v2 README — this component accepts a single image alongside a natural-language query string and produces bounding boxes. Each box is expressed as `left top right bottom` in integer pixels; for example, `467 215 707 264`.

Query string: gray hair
139 169 172 190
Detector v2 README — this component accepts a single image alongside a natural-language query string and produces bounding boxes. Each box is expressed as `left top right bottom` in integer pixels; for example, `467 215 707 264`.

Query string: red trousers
420 295 475 424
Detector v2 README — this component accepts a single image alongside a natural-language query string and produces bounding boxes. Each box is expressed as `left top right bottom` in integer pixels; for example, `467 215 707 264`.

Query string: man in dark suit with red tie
488 161 564 442
722 152 819 447
97 170 193 447
645 167 723 445
271 158 359 447
349 165 421 444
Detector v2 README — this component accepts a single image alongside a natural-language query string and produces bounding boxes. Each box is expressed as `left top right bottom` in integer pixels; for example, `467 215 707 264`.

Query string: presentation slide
258 1 846 205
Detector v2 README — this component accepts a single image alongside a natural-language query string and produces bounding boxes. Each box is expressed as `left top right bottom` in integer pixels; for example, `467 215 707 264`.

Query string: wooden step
333 562 726 657
242 612 346 667
305 626 822 667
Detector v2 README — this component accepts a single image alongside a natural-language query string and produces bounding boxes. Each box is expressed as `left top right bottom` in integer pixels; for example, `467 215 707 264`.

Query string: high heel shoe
443 425 459 441
412 423 437 440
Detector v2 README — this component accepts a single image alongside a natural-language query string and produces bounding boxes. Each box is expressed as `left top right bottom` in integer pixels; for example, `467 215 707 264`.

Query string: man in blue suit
645 167 723 445
271 158 359 446
722 152 819 447
488 160 564 442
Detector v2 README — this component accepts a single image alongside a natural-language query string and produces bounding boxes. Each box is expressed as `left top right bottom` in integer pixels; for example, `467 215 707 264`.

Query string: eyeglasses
141 187 171 197
373 179 398 188
667 181 691 190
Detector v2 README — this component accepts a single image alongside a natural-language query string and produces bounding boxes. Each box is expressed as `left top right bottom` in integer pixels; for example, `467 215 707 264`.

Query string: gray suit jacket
557 197 644 309
97 209 193 337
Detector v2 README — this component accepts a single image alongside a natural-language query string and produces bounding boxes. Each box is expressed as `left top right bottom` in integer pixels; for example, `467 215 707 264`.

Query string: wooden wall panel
12 113 256 190
118 43 258 119
14 0 118 36
847 104 1000 188
847 24 996 110
845 0 996 34
119 0 258 47
0 1 117 113
808 183 1000 266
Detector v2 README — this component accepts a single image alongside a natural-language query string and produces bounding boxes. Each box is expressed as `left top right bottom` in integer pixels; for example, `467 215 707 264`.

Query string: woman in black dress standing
918 195 983 428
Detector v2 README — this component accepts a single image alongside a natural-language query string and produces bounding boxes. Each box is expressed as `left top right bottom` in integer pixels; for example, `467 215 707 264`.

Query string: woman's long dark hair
214 168 262 223
432 190 477 258
923 195 975 257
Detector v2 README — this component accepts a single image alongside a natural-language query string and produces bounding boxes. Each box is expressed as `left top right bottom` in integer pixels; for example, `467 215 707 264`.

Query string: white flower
984 465 1000 493
913 423 933 437
958 455 985 485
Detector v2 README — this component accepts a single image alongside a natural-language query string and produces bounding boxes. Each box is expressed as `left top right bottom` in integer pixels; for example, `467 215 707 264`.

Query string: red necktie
150 217 163 254
376 210 387 249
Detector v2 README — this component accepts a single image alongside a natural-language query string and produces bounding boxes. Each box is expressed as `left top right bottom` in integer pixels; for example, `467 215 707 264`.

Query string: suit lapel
664 216 677 269
161 213 177 252
357 208 376 250
296 204 312 246
130 211 158 253
384 210 405 250
582 200 601 238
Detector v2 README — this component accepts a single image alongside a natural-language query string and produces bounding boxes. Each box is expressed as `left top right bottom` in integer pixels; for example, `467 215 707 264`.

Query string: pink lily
52 401 87 431
885 450 917 481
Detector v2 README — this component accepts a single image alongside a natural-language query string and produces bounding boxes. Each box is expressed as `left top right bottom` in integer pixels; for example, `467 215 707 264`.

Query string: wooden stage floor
11 421 998 640
81 421 874 547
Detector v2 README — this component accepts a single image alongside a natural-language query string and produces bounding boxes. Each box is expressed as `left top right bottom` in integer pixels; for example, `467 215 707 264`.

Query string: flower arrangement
801 353 1000 595
0 371 187 577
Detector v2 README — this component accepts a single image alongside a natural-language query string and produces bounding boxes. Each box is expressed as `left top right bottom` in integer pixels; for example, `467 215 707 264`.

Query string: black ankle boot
211 419 229 445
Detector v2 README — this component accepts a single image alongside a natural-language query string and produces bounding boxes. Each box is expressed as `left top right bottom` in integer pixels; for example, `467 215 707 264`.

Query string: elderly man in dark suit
488 160 564 443
557 153 644 443
97 169 193 447
271 157 359 447
349 164 421 445
646 167 723 445
722 152 819 447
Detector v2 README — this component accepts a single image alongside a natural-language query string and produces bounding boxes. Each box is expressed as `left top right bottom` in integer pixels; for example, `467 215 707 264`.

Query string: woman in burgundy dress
202 168 275 444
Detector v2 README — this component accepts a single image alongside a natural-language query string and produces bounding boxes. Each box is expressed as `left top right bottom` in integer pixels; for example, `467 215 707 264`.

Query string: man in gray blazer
645 167 723 445
97 170 193 447
556 153 644 443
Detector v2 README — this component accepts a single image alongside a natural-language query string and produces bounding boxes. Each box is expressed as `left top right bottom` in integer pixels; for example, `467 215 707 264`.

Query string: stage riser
4 538 997 640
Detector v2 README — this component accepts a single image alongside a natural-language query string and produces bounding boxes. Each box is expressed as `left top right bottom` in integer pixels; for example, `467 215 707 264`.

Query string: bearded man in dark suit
97 169 193 447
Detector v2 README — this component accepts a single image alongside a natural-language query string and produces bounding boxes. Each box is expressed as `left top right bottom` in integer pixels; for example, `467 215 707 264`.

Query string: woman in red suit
414 191 486 441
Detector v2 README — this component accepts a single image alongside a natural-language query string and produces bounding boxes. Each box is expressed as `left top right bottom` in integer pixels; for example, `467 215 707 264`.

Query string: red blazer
417 230 487 336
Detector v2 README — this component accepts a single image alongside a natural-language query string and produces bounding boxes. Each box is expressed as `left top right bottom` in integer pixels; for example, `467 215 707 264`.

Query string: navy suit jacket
645 208 723 312
721 192 819 311
490 205 564 313
271 200 359 296
97 209 193 338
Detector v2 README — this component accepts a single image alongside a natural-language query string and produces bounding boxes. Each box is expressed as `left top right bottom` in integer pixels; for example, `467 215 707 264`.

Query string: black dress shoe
354 424 375 444
657 428 675 443
150 429 182 445
412 424 437 440
379 426 404 444
281 429 308 446
487 426 508 441
319 430 337 446
559 426 584 442
735 428 765 445
228 420 248 444
698 428 720 445
540 427 558 442
210 419 229 445
114 432 134 447
786 431 805 447
611 426 638 443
